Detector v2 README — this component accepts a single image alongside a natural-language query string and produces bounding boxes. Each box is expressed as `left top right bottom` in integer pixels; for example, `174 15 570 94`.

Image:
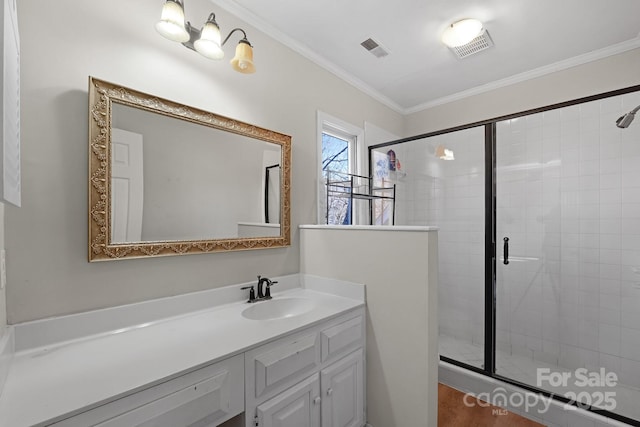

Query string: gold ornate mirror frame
88 77 291 261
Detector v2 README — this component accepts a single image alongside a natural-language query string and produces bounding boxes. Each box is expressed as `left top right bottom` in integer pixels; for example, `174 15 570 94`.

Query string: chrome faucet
242 275 278 303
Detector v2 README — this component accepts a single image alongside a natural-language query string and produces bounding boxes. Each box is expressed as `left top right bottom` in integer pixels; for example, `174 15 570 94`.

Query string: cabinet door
320 349 364 427
256 374 320 427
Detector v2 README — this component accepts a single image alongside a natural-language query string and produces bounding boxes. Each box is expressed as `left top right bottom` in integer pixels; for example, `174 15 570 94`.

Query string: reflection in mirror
88 77 291 261
110 103 282 242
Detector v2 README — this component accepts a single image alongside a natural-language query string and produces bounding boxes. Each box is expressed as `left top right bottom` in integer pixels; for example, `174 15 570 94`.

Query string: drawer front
321 315 363 363
252 332 320 400
96 372 229 427
50 354 244 427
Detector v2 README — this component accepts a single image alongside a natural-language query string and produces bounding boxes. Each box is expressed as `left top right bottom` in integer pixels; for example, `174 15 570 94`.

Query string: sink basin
242 297 316 321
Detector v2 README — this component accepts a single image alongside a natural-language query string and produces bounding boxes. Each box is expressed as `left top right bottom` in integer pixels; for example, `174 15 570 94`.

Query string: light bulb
156 0 190 43
441 18 483 48
230 40 255 74
194 15 224 60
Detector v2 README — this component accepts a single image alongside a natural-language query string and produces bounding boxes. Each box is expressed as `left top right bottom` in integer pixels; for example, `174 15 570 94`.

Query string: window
317 112 363 225
322 129 355 225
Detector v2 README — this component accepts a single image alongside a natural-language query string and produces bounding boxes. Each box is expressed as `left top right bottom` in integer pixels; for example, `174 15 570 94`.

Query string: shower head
617 112 636 128
616 104 640 128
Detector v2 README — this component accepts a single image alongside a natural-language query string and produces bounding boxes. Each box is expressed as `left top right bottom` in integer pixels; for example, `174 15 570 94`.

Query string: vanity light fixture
435 145 455 160
155 0 255 73
441 18 483 48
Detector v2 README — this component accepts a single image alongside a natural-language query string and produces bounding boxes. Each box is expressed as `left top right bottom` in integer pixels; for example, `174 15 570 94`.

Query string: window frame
316 111 364 224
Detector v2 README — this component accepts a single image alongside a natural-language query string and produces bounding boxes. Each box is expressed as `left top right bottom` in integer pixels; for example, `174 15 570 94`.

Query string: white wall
404 48 640 136
7 0 403 323
300 227 438 427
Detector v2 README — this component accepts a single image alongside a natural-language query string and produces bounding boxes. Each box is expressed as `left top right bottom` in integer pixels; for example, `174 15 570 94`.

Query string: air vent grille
360 37 389 58
449 29 494 59
361 38 378 50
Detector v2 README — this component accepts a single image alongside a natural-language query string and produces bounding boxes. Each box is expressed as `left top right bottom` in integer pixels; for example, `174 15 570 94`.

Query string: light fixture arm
222 28 251 46
183 25 251 52
181 21 199 51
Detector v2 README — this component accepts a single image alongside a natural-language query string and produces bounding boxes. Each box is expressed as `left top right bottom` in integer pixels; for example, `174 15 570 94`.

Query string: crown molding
210 0 640 116
404 37 640 114
211 0 406 114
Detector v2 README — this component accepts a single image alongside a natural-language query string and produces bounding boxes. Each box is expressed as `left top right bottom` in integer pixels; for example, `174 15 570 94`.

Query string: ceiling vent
360 38 389 58
449 29 494 59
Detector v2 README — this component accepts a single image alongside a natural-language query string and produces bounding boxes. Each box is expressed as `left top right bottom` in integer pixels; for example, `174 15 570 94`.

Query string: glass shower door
495 112 563 389
371 126 487 369
495 91 640 422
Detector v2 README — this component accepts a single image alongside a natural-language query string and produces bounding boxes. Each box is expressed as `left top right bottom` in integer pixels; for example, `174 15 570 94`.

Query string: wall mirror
88 77 291 261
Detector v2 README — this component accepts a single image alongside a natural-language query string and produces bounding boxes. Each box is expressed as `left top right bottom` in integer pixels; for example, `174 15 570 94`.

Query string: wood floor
438 384 546 427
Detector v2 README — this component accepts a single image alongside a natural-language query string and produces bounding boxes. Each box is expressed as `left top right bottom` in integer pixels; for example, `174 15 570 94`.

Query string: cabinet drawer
250 332 320 400
50 354 244 427
320 315 363 363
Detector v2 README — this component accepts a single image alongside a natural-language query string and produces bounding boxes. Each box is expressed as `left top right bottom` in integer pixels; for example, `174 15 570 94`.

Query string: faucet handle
264 280 278 298
241 285 256 303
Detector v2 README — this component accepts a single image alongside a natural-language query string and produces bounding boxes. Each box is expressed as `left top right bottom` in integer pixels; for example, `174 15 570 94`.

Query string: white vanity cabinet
246 308 365 427
49 354 244 427
43 308 365 427
0 277 367 427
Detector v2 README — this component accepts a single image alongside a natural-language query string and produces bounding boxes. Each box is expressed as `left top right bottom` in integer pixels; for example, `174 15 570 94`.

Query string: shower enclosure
370 85 640 425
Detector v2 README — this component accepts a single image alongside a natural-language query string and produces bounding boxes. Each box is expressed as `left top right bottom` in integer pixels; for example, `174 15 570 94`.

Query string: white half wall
299 225 438 427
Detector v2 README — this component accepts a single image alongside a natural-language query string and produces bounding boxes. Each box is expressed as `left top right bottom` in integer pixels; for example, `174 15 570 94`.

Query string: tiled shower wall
496 91 640 388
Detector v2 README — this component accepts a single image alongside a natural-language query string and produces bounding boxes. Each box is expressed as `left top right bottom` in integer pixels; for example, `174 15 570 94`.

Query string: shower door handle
503 237 509 265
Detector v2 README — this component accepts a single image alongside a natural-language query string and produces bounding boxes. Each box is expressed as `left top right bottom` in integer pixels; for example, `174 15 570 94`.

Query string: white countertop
0 275 364 427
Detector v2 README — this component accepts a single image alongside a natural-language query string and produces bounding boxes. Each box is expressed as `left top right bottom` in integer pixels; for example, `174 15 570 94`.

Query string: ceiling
213 0 640 114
